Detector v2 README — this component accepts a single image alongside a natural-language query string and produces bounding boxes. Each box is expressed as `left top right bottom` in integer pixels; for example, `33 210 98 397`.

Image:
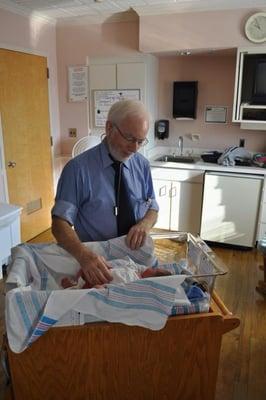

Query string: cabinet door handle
169 186 177 198
159 185 167 197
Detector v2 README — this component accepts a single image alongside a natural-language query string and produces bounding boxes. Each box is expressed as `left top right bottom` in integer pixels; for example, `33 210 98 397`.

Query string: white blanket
6 235 189 353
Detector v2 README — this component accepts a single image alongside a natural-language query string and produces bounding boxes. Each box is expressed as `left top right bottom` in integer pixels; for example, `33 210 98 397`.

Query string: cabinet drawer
151 167 204 183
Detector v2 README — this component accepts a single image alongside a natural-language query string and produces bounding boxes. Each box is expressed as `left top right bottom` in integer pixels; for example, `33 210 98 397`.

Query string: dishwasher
200 171 263 247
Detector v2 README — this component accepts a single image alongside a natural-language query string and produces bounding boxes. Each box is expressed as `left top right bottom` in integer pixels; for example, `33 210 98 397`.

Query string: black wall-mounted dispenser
155 119 169 140
173 81 198 119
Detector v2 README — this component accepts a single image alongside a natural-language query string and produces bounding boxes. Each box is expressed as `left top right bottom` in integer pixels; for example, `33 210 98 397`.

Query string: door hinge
50 136 53 146
47 67 50 79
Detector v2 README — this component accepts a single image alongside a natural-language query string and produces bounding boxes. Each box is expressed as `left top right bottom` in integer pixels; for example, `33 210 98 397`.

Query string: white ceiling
0 0 265 21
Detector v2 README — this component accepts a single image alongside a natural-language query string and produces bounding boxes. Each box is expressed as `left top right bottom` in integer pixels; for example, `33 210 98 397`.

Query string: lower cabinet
200 172 263 247
0 203 21 278
255 176 266 241
151 168 204 234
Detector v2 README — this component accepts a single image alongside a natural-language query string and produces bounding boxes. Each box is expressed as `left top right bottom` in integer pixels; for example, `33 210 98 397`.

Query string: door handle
169 186 177 198
7 161 16 168
159 185 167 197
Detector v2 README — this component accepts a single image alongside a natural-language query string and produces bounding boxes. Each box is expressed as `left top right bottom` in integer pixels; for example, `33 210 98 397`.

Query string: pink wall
56 18 140 155
0 8 61 155
2 7 264 157
139 8 265 53
158 54 265 152
56 8 266 156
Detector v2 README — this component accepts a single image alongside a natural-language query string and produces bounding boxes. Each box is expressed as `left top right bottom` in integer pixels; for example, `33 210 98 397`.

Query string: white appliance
200 172 263 247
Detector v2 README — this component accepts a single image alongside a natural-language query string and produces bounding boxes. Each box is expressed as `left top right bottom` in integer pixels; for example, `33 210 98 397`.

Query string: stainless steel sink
155 155 196 163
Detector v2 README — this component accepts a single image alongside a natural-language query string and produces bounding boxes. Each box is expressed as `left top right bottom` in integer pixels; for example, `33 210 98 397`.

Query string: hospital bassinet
4 232 240 400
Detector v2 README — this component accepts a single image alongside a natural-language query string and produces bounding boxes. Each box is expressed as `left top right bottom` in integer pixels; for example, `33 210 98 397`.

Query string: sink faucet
178 136 183 156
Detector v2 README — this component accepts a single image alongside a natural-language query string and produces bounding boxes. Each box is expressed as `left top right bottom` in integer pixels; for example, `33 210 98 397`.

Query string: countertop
149 151 266 176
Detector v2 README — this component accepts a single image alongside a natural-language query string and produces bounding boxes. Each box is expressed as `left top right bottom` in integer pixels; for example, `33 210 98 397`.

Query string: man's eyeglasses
113 123 149 147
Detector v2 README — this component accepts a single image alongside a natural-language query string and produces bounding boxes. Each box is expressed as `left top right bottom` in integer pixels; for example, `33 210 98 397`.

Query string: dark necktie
112 160 136 236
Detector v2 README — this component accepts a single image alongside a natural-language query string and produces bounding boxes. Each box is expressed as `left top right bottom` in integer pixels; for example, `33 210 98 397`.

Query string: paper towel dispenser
173 81 198 119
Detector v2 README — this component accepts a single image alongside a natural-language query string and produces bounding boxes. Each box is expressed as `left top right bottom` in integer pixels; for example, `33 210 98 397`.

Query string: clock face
245 13 266 43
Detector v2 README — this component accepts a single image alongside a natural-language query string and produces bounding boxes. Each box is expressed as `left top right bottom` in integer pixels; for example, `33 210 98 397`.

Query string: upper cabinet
233 47 266 130
88 55 158 154
89 64 117 90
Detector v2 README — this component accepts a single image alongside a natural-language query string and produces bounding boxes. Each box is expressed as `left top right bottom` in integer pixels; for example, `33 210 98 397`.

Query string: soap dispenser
155 120 169 140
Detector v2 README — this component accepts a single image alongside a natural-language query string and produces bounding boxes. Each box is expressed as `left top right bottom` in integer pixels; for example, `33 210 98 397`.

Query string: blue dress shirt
52 140 159 242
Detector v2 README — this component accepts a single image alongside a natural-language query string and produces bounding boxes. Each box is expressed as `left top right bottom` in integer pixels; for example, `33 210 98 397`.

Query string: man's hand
126 220 150 250
126 209 158 250
78 249 113 286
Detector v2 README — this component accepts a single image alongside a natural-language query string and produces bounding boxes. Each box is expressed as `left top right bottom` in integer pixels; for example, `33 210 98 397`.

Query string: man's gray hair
107 99 149 125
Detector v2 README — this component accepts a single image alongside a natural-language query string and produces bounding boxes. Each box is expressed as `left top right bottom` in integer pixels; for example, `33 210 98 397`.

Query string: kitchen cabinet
200 172 263 247
0 203 21 278
89 62 145 94
89 64 117 90
88 55 158 153
257 176 266 241
233 47 266 130
151 167 204 234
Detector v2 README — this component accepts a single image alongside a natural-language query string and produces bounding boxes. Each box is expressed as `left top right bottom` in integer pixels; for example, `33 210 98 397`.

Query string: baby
61 257 171 290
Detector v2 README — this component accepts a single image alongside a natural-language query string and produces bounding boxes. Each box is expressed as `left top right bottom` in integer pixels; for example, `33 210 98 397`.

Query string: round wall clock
245 12 266 43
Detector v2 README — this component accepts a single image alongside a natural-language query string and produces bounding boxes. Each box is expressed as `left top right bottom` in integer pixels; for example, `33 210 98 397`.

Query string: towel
217 146 251 166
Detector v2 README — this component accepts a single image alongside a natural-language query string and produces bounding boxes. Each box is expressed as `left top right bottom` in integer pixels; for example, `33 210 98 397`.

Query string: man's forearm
51 217 93 263
140 209 158 230
52 217 113 285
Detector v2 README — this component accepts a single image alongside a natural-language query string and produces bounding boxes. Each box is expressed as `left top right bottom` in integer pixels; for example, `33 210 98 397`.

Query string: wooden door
0 49 54 241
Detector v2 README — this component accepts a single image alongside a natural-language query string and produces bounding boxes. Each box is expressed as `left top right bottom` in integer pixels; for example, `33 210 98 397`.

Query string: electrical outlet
239 138 245 147
191 134 200 141
69 128 77 138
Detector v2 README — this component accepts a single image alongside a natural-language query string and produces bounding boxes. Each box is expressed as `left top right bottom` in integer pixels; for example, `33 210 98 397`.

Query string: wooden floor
0 230 265 400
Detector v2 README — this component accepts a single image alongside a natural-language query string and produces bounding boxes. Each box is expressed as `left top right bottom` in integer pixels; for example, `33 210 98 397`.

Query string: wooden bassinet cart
4 233 240 400
6 291 239 400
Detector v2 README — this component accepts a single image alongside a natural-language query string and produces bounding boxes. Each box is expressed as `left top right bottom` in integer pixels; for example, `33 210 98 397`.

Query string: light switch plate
191 134 200 141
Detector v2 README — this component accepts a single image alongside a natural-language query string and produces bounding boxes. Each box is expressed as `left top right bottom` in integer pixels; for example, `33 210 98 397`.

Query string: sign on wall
93 89 140 127
68 65 88 102
205 106 227 123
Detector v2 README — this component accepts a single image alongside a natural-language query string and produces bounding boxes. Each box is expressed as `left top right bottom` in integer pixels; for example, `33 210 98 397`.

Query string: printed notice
68 66 88 102
205 106 227 123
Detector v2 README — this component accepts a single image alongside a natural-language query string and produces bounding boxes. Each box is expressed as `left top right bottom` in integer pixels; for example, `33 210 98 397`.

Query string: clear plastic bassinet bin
151 231 228 296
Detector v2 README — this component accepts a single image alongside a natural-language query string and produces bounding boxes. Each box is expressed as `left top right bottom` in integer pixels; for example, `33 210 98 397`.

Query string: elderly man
51 99 158 286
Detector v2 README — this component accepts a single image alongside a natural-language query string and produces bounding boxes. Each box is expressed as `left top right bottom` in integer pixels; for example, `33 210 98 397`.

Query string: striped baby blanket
5 235 209 353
